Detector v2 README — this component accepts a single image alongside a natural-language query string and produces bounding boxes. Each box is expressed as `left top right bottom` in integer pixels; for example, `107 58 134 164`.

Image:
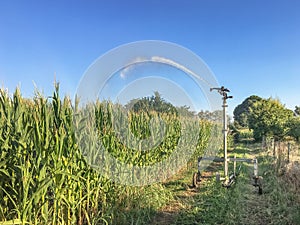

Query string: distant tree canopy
198 110 223 122
287 117 300 141
176 105 196 117
233 95 300 141
287 106 300 141
247 98 294 140
233 95 263 128
127 91 178 115
125 92 199 117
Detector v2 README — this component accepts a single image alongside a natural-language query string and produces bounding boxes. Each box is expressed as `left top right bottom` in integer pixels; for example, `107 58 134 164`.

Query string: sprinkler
192 86 263 194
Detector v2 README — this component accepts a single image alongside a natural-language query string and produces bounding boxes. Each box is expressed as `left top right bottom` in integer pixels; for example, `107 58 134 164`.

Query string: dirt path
149 145 300 225
237 180 270 225
237 147 300 225
235 146 271 225
149 147 265 225
149 163 222 225
149 176 199 225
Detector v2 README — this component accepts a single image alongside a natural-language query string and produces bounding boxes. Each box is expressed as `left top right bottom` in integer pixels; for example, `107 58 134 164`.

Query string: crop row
0 85 221 224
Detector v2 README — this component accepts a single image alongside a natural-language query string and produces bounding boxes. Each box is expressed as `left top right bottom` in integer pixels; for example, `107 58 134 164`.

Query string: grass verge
150 143 300 225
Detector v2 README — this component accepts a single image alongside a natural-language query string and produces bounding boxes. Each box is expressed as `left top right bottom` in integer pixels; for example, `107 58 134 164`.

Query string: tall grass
0 85 216 224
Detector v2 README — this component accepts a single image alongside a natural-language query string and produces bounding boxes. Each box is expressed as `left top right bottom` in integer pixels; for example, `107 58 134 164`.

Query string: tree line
233 95 300 141
125 91 300 143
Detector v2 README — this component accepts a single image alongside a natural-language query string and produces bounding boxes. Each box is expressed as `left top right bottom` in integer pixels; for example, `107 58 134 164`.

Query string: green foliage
287 117 300 141
233 95 262 128
176 105 195 117
198 110 222 122
0 86 215 224
128 91 178 115
248 98 293 141
234 95 297 142
0 86 119 224
94 101 182 167
237 129 254 142
172 144 300 225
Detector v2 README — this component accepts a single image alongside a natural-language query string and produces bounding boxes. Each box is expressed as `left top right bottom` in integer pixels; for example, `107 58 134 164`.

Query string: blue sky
0 0 300 115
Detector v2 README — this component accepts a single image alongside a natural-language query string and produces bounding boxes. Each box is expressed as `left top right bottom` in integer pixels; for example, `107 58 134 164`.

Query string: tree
198 110 222 122
126 91 178 115
288 117 300 141
233 95 263 128
248 98 293 141
176 105 195 117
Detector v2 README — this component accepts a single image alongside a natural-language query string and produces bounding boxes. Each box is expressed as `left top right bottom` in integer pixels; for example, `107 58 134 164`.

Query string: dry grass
281 161 300 197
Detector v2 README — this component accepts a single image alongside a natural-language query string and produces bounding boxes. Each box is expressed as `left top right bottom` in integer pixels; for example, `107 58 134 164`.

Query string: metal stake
210 86 233 180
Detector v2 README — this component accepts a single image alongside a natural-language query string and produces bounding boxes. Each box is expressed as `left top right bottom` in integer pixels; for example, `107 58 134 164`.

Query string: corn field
0 85 221 225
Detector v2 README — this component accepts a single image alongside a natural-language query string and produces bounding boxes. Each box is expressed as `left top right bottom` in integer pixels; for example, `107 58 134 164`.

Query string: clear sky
0 0 299 115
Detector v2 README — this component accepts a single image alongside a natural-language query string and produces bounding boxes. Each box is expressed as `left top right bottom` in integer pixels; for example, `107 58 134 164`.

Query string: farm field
1 1 300 225
0 87 216 225
1 87 300 225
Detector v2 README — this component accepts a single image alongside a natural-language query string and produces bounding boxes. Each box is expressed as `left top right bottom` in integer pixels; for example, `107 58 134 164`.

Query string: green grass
149 143 300 225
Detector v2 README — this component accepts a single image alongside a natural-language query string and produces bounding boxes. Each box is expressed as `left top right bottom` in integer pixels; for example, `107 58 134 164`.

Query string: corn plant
0 85 216 225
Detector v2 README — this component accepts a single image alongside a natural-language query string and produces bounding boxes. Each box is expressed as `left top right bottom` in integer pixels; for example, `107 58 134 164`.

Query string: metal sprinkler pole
210 86 232 180
194 87 263 192
223 95 228 178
